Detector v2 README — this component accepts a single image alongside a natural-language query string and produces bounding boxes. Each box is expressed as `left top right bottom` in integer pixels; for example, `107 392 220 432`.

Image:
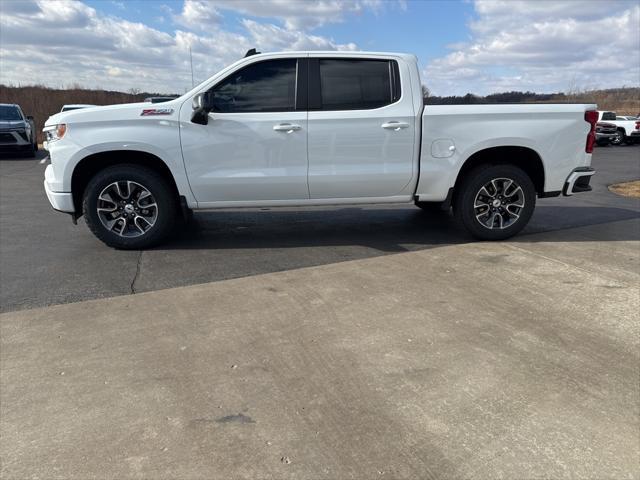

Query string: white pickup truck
43 51 597 249
598 111 640 145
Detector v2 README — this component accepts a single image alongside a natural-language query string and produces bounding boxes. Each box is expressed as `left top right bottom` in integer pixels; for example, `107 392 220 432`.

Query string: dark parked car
0 104 38 157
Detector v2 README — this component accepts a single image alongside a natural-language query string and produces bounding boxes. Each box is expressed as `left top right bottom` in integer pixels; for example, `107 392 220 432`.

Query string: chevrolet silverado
43 51 597 249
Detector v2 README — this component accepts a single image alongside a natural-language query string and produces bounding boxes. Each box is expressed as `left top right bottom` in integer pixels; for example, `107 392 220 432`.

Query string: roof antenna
244 48 260 57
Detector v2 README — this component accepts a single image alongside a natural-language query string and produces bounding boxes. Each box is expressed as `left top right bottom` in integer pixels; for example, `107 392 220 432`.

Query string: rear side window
318 59 400 111
211 59 297 113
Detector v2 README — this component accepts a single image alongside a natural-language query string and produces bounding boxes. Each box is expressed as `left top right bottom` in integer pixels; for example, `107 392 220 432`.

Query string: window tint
211 59 297 113
601 112 616 121
319 59 397 110
0 105 22 121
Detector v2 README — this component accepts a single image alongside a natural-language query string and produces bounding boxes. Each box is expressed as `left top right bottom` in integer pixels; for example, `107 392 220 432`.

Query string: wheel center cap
124 204 135 214
492 199 501 207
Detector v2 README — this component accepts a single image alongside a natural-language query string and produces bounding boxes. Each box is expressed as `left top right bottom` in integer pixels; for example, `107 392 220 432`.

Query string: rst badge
140 108 174 116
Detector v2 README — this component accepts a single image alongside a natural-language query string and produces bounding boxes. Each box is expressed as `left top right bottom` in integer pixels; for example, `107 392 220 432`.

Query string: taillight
635 121 640 131
584 110 598 153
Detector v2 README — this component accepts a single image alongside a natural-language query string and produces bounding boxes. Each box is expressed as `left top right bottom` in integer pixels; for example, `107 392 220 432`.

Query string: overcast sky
0 0 638 95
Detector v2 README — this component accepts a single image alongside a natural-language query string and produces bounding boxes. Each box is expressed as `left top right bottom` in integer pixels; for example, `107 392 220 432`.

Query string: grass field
609 180 640 198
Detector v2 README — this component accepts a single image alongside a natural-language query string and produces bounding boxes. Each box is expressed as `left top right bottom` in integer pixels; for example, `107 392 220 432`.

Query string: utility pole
189 46 194 87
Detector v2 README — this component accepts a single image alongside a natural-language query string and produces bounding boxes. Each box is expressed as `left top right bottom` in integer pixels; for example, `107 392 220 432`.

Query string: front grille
0 133 16 143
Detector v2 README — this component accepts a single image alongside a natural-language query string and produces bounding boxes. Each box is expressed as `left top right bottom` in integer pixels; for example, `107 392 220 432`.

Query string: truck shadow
164 205 640 253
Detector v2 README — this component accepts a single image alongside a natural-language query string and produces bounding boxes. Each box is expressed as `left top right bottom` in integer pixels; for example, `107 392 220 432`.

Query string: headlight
43 124 67 143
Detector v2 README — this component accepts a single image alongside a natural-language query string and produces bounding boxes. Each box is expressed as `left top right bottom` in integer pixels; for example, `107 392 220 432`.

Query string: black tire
453 164 536 241
83 164 177 249
611 129 625 146
415 201 448 213
24 143 36 158
33 140 38 152
596 139 609 147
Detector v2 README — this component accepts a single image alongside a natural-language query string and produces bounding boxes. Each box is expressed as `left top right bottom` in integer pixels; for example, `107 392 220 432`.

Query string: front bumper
563 167 595 196
44 164 75 212
0 129 30 146
0 129 32 153
596 132 616 140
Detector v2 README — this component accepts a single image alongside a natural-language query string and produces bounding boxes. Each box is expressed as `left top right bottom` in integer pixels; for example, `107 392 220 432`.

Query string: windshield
0 106 22 121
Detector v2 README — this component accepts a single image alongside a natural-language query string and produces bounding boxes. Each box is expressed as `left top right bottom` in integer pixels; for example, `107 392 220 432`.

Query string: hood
44 100 182 127
0 119 27 130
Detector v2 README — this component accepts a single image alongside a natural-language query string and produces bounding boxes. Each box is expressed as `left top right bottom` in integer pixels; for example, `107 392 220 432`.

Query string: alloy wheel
96 180 158 237
473 177 525 230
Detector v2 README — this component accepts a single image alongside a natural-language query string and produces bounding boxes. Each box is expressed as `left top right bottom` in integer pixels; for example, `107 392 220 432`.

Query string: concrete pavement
2 227 638 479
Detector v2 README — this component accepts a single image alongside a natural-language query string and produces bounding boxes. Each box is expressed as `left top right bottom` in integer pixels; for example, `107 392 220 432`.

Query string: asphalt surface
1 146 639 313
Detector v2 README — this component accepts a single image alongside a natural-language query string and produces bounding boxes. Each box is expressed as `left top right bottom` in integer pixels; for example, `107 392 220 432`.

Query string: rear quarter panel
416 104 596 200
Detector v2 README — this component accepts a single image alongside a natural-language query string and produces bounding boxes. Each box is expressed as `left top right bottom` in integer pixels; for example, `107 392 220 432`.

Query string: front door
181 58 308 203
307 58 416 199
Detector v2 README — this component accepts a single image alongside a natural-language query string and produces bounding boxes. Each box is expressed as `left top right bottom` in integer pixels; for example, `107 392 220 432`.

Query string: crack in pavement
130 251 143 294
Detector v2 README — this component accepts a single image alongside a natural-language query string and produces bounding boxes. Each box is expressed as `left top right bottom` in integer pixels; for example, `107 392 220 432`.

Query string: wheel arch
71 150 180 215
452 146 546 205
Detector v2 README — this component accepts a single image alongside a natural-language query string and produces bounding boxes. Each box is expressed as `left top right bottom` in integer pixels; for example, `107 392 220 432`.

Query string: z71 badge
140 108 174 116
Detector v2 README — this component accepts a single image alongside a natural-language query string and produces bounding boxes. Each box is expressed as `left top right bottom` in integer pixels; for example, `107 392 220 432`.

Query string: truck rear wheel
83 164 177 249
453 164 536 240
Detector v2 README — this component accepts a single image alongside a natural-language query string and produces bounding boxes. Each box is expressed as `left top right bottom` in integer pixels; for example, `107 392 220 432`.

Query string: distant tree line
1 83 637 144
423 87 639 114
0 84 176 142
424 90 558 104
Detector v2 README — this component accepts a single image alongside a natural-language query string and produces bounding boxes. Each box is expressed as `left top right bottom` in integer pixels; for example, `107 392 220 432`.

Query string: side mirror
191 91 214 125
26 115 34 121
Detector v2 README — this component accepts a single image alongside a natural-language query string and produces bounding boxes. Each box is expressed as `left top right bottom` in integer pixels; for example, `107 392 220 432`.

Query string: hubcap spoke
473 177 525 230
97 180 158 238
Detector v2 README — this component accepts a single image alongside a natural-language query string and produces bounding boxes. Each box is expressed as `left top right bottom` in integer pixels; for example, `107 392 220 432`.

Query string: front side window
211 59 297 113
0 106 23 121
319 59 397 111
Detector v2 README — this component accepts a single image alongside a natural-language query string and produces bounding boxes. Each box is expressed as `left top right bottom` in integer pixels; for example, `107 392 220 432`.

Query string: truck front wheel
453 164 536 240
83 164 177 249
611 129 625 146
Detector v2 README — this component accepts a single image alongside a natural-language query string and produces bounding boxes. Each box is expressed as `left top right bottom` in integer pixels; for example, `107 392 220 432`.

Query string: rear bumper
563 167 595 196
44 165 75 212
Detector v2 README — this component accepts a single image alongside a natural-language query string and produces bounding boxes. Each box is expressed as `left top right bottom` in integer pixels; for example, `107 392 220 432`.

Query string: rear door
307 57 416 199
180 57 309 203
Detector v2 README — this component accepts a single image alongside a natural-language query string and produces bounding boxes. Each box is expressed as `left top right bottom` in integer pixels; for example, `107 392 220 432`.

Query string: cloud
424 0 640 95
177 0 384 30
173 0 222 31
242 19 357 51
0 0 361 93
107 66 122 77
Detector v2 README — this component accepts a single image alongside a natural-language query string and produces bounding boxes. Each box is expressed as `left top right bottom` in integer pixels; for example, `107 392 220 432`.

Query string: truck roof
250 50 416 60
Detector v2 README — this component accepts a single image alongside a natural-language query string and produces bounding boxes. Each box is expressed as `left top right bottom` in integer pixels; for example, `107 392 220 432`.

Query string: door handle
273 123 302 133
381 121 410 131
